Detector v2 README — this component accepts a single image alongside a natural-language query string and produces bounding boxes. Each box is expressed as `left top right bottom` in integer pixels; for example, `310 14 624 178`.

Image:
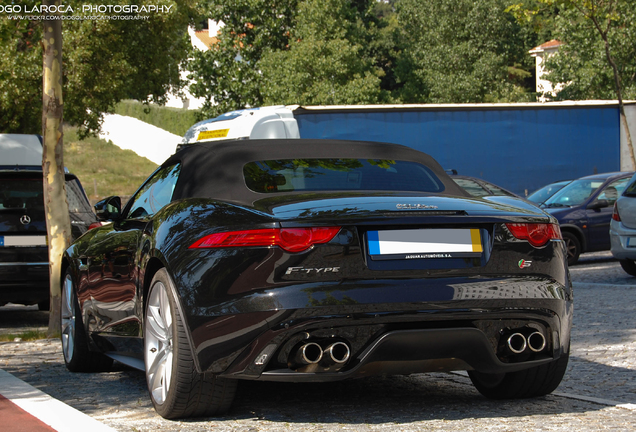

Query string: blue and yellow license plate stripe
367 228 482 259
470 228 483 253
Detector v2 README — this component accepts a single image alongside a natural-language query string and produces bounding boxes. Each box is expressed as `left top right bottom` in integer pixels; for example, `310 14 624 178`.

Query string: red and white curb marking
0 369 116 432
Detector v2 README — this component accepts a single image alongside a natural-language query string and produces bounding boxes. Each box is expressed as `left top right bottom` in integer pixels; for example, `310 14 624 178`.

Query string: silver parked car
610 173 636 275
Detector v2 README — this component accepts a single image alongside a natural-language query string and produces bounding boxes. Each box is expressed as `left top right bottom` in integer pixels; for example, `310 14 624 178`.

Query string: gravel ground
1 251 635 431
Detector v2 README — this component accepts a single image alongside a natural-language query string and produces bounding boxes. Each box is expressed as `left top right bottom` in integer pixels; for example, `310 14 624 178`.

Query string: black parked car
541 172 633 265
0 168 97 309
61 139 571 419
0 135 97 310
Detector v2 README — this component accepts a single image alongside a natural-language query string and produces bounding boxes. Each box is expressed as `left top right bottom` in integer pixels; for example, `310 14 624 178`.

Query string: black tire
468 353 569 400
562 231 581 266
619 259 636 276
60 270 113 372
144 269 237 419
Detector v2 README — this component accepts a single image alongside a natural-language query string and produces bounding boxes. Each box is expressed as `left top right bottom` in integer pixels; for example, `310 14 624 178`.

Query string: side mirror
94 196 122 221
587 199 609 210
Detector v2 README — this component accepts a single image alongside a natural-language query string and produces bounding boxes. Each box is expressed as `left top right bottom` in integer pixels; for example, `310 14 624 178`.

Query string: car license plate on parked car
626 237 636 248
367 228 482 260
0 235 47 247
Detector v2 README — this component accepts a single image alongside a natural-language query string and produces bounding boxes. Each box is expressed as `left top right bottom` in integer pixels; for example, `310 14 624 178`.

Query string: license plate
627 237 636 248
367 228 482 261
0 235 47 247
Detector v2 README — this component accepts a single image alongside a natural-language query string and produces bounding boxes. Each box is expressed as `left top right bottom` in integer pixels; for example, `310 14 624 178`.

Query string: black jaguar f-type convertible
60 139 572 419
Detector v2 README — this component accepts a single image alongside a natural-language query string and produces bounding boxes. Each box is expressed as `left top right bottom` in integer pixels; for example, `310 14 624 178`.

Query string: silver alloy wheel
145 281 174 405
60 274 76 363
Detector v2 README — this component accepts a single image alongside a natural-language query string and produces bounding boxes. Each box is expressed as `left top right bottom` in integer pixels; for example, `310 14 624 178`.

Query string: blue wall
294 107 621 196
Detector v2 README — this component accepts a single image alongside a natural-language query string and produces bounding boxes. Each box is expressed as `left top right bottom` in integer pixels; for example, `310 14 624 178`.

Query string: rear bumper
182 276 572 380
0 262 49 305
610 220 636 260
253 328 561 382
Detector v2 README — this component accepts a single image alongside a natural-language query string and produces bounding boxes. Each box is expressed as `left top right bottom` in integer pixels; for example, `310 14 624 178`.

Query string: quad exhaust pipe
505 330 547 354
324 341 351 364
527 331 546 352
506 332 527 354
294 342 323 365
291 340 351 369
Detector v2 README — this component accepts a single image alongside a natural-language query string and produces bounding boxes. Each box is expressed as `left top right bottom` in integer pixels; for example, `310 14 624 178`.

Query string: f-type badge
396 204 439 210
285 267 340 275
20 215 31 225
518 259 532 269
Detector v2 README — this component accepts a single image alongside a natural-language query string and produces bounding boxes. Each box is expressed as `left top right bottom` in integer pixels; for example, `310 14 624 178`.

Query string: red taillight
612 202 621 221
189 227 341 253
505 223 562 247
88 222 103 230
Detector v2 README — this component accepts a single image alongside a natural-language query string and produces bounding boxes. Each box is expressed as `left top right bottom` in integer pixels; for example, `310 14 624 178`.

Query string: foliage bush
113 100 201 137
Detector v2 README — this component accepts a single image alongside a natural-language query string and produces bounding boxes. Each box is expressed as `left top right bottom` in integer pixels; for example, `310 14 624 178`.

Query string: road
1 251 635 431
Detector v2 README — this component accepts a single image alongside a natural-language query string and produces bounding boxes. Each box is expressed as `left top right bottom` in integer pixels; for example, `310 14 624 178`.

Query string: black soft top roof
165 139 469 204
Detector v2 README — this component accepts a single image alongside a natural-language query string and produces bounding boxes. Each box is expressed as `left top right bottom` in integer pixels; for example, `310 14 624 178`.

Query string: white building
164 19 223 110
529 39 563 100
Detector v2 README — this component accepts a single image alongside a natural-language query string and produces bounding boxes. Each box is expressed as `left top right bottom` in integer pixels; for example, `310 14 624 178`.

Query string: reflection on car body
449 174 521 199
60 139 572 419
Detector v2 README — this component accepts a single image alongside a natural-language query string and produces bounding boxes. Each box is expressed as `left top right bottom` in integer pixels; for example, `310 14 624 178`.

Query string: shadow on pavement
0 305 49 335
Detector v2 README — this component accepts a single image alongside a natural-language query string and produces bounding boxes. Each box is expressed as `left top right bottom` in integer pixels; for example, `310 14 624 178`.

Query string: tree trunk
42 2 71 337
597 18 636 170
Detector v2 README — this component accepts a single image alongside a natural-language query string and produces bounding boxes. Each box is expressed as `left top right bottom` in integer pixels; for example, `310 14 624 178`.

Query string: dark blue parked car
541 172 633 265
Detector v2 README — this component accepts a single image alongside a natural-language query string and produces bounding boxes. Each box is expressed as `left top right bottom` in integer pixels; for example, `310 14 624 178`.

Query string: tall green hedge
113 100 201 137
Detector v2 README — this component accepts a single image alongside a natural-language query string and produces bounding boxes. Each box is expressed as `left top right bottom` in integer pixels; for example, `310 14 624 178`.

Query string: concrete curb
572 282 636 289
0 369 116 432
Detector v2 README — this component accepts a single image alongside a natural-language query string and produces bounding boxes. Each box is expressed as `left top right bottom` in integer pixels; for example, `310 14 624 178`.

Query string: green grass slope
64 127 159 204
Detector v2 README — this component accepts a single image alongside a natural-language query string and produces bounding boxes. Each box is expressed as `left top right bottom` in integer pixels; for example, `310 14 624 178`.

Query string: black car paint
64 188 571 378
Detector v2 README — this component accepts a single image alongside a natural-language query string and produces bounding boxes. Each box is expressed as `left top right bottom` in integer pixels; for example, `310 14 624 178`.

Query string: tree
187 0 298 118
188 0 401 115
0 1 201 334
532 0 636 168
0 2 41 133
1 0 200 137
42 0 70 336
258 0 385 105
64 2 199 137
394 0 536 103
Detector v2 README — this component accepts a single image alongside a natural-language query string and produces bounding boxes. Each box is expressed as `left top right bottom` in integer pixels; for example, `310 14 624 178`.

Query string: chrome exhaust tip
296 342 323 364
507 332 527 354
527 331 546 352
325 341 350 364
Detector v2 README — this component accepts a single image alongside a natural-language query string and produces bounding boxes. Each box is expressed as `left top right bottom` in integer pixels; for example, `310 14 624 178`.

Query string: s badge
518 259 532 269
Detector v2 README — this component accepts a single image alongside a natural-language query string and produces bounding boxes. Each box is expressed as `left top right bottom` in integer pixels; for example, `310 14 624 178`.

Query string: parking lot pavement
0 251 635 431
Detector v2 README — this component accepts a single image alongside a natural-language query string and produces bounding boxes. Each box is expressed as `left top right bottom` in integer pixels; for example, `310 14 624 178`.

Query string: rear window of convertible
243 159 444 193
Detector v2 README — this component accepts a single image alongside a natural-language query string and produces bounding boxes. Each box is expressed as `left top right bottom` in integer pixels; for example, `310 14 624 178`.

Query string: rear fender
559 224 587 252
